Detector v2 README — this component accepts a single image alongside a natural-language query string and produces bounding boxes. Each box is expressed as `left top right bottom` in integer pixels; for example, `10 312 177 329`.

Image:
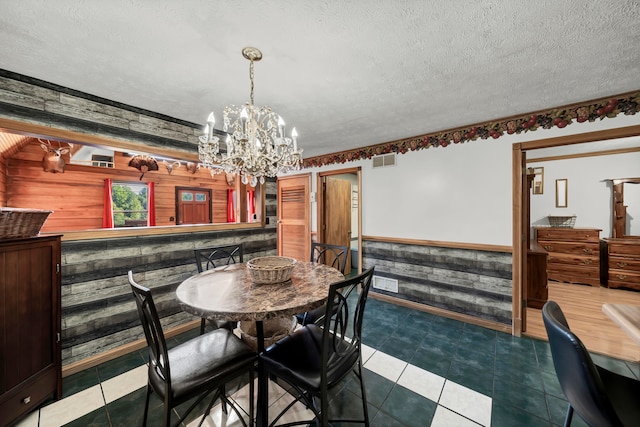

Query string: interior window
112 181 150 227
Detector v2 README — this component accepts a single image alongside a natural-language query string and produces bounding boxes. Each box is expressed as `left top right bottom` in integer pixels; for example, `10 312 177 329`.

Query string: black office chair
194 243 244 334
128 271 256 427
261 266 375 427
296 242 349 325
542 301 640 427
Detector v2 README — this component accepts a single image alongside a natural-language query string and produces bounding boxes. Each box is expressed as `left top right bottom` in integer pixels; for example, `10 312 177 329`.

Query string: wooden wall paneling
0 155 6 206
6 141 235 231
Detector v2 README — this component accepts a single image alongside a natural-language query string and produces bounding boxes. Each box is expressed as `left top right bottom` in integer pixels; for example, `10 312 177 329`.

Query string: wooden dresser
535 227 601 287
602 238 640 291
0 235 62 426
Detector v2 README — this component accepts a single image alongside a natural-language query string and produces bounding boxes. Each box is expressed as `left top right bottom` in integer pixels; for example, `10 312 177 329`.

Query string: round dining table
176 260 344 427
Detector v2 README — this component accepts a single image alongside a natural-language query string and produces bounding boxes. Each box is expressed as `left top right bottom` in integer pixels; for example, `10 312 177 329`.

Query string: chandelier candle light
198 47 303 187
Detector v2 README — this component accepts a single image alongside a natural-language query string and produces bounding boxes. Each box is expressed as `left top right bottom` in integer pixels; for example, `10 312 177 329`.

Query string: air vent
372 153 396 168
372 276 398 293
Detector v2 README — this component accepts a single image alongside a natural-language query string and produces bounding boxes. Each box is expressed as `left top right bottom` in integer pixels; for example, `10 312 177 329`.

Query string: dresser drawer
607 242 640 257
549 270 601 286
608 270 640 284
0 368 57 426
548 254 598 267
548 263 600 286
608 256 640 273
608 278 640 290
536 228 601 243
539 241 599 256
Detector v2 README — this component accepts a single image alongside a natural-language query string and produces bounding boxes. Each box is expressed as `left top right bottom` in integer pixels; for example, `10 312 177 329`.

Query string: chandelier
198 47 303 187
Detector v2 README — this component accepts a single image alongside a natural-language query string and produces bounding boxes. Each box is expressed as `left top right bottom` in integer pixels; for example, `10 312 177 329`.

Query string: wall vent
372 275 398 293
372 153 396 168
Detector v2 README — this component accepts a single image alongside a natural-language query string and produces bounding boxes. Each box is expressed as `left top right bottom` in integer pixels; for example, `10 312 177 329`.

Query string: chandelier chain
249 59 255 106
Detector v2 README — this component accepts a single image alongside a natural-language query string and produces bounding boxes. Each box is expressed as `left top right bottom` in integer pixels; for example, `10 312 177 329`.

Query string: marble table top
176 261 345 322
602 303 640 346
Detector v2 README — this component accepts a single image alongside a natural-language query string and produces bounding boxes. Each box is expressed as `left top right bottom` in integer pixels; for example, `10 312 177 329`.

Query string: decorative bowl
247 256 297 284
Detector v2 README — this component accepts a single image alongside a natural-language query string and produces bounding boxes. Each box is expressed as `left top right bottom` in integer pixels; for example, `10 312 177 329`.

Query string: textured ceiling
0 1 639 158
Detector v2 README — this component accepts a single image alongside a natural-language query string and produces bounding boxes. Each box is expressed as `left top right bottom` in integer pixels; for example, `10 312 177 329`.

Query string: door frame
512 124 640 336
317 167 362 273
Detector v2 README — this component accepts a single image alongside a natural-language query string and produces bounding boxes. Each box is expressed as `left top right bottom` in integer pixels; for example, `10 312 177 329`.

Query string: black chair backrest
310 242 348 274
318 266 374 381
542 301 623 427
128 271 171 389
194 243 244 273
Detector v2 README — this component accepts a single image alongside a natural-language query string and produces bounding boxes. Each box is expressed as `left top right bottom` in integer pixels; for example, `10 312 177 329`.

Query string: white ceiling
0 1 639 158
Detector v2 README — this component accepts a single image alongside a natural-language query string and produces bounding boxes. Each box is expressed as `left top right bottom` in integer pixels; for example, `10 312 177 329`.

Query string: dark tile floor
16 297 640 427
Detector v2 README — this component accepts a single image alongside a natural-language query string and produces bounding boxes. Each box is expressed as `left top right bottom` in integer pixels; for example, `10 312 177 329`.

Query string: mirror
555 179 568 208
609 178 640 237
532 167 544 194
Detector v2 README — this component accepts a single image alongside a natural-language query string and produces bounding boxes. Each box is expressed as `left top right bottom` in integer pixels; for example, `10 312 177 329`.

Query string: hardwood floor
524 281 640 362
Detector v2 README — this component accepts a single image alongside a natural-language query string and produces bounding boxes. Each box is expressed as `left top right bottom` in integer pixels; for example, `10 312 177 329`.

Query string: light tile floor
15 298 640 427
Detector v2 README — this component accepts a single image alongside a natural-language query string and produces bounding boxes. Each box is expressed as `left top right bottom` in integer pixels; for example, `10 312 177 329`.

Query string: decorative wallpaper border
303 91 640 168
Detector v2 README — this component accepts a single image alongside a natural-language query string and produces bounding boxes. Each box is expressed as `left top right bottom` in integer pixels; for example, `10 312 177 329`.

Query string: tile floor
15 298 640 427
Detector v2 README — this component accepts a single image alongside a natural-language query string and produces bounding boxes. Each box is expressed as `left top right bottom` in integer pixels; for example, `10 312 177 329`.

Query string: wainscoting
362 237 513 325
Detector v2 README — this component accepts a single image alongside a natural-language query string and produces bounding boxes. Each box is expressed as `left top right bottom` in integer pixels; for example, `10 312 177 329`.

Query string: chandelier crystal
198 47 303 187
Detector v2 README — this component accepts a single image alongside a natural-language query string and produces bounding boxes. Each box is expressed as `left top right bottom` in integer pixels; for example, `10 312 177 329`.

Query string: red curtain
227 189 236 223
148 182 156 226
102 178 114 228
248 190 255 220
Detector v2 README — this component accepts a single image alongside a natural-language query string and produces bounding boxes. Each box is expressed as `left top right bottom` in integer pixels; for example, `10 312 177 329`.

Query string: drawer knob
544 245 554 251
616 262 628 268
582 248 593 254
616 274 628 280
582 259 592 265
22 396 31 404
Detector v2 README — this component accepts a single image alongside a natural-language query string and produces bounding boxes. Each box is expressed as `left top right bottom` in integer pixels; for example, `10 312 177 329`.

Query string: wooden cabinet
535 227 601 287
0 235 62 426
527 243 548 309
603 238 640 291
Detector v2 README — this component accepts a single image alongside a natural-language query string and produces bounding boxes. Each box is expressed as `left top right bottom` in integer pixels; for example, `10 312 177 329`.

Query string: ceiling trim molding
303 90 640 168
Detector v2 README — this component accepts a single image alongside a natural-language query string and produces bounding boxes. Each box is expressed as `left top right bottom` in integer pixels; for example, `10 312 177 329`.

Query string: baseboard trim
369 292 512 334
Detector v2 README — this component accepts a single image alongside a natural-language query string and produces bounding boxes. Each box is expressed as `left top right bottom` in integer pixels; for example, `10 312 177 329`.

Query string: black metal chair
260 266 375 427
194 243 244 334
128 271 256 427
542 301 640 427
296 242 349 325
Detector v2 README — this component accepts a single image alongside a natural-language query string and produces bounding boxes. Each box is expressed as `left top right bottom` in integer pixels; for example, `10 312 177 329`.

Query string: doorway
317 167 361 275
512 125 640 339
175 187 212 225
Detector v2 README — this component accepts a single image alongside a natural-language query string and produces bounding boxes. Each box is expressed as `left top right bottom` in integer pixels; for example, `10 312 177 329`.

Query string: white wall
529 152 640 238
299 113 640 247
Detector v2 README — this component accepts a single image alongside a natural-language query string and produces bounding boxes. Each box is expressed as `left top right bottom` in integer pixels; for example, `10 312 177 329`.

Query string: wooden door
176 187 212 225
277 174 310 261
322 177 352 274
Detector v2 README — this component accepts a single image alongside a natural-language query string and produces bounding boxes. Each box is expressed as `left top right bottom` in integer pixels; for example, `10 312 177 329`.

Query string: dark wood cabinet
535 227 601 287
527 243 548 309
0 235 62 426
